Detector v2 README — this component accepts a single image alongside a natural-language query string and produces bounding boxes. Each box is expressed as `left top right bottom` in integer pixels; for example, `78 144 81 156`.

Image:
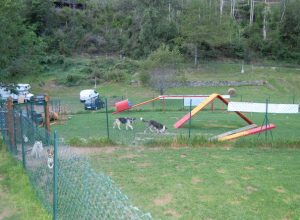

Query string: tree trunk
168 1 171 21
250 0 254 26
231 0 236 18
220 0 224 19
194 45 198 66
280 0 286 22
263 2 267 41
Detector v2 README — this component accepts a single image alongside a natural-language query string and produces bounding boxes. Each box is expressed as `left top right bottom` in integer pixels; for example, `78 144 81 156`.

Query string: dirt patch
216 168 225 174
198 195 214 202
244 166 255 170
294 194 300 200
119 154 139 160
274 186 286 193
191 177 203 184
71 146 118 155
241 176 251 180
229 199 241 205
164 209 181 218
245 186 258 194
153 193 173 206
225 180 235 185
0 188 16 219
136 163 151 168
211 155 222 159
135 176 146 183
283 197 292 204
0 207 16 220
43 80 64 90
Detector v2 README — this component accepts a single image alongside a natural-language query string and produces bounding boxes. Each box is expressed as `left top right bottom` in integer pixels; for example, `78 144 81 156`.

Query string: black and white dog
113 117 136 130
140 118 167 134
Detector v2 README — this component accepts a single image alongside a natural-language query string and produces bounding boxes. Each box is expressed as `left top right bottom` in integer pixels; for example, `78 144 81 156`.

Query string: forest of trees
0 0 299 78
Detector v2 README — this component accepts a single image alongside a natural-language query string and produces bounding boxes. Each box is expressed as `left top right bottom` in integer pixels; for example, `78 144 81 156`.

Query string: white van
80 89 99 102
16 83 31 92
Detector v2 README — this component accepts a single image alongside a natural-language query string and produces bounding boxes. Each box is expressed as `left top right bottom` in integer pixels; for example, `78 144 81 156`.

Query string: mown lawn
90 146 300 220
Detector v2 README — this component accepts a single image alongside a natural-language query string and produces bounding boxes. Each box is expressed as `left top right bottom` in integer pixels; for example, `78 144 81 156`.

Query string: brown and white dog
140 118 167 134
47 149 54 169
113 117 136 130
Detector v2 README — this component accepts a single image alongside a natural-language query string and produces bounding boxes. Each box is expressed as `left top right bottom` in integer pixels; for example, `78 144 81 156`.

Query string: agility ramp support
174 93 253 128
218 124 276 141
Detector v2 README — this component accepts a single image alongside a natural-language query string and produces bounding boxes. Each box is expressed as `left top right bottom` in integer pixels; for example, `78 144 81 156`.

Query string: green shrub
41 55 65 65
139 71 151 85
66 74 82 86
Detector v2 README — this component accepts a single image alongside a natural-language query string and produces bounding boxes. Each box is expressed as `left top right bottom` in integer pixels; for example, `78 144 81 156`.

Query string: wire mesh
0 100 153 220
57 146 152 220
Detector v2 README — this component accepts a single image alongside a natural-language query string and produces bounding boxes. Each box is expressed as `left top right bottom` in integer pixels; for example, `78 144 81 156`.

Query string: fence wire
0 99 152 220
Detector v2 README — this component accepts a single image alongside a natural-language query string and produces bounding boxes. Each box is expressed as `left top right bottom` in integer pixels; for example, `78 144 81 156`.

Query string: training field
53 109 300 146
47 62 300 219
51 104 300 219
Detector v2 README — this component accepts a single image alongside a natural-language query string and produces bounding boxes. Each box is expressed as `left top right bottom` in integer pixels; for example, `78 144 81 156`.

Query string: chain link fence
52 92 300 147
0 98 152 220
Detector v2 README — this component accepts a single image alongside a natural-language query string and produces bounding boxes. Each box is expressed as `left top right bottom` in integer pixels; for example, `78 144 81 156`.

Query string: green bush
66 74 82 86
41 55 65 65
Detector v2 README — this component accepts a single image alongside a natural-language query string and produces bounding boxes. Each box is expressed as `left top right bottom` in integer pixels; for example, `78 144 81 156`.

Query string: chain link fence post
6 97 14 153
0 109 5 145
44 95 51 145
188 99 192 140
105 98 110 140
13 105 17 155
20 109 26 169
53 131 58 220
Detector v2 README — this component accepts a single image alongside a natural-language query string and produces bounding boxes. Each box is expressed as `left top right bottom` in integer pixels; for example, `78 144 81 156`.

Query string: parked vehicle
16 83 31 92
84 97 105 110
80 89 99 102
0 90 18 102
0 83 34 103
18 91 34 102
30 94 46 105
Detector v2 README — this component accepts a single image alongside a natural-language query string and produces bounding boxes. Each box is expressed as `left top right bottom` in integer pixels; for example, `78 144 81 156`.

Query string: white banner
182 95 230 107
228 102 299 114
184 98 206 106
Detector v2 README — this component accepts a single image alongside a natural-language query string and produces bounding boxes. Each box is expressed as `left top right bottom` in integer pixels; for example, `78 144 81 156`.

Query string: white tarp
228 102 299 114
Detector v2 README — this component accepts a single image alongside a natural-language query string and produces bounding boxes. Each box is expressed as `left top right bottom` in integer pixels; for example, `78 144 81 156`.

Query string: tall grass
0 140 51 220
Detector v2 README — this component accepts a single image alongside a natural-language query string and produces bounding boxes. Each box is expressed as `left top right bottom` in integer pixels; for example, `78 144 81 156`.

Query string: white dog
23 135 29 143
31 141 43 158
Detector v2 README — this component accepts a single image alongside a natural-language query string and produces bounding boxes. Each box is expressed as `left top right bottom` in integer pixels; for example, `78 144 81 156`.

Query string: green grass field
90 146 300 219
